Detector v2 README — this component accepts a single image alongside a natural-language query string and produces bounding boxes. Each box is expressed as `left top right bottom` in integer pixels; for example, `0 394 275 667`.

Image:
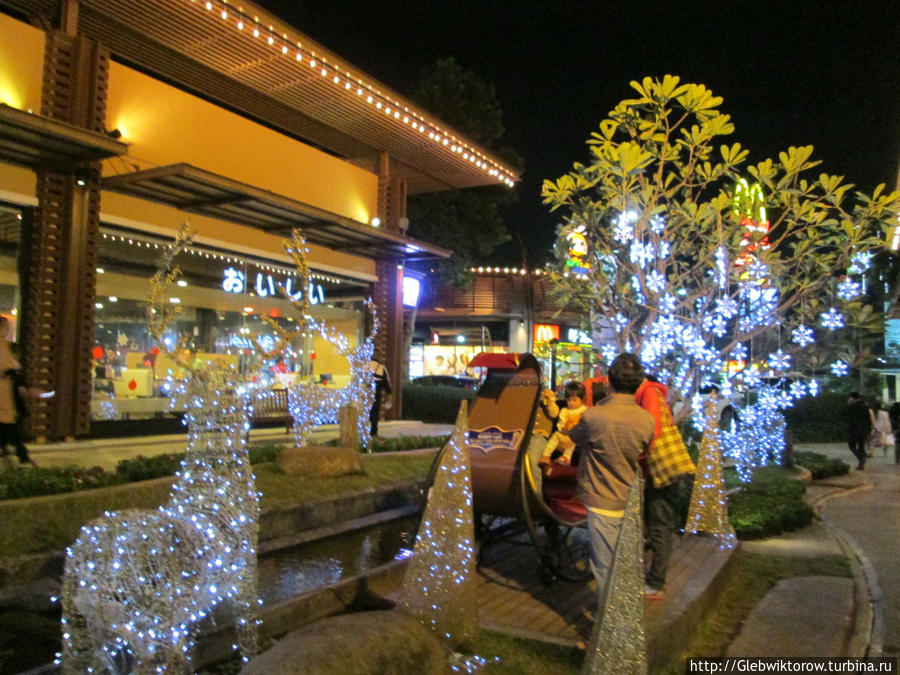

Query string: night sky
258 0 899 265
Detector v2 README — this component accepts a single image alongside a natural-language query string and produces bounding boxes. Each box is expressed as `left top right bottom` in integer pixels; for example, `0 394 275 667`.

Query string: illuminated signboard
533 323 560 343
732 178 771 270
402 276 421 308
222 268 325 304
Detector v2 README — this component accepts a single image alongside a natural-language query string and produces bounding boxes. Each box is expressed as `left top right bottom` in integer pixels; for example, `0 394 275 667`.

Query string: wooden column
23 30 109 441
373 151 406 419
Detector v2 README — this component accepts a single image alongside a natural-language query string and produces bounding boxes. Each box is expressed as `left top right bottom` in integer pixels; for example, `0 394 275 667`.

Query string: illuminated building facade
0 0 517 440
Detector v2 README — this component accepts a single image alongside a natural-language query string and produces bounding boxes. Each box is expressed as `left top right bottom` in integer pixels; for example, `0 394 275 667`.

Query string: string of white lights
187 0 516 187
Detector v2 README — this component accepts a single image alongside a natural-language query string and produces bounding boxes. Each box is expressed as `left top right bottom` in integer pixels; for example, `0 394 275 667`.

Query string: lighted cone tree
61 225 262 673
543 76 900 438
685 394 737 549
582 475 646 675
397 401 477 649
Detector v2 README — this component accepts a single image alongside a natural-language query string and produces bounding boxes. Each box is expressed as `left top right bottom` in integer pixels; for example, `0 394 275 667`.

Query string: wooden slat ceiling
0 0 518 194
102 163 452 260
0 103 128 169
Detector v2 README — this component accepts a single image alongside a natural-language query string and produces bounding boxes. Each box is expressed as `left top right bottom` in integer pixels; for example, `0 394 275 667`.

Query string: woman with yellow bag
634 375 696 599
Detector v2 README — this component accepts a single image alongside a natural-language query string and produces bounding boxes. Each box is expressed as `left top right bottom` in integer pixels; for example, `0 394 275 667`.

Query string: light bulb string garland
185 0 516 187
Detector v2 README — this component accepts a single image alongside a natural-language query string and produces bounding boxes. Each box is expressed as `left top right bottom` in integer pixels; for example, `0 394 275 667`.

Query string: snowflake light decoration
768 349 791 372
613 210 638 243
791 324 815 347
836 277 862 302
820 307 845 330
848 251 873 275
601 344 618 364
830 360 849 376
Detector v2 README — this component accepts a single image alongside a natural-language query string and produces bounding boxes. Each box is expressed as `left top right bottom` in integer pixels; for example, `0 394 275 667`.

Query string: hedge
401 384 476 423
783 391 848 442
793 451 850 480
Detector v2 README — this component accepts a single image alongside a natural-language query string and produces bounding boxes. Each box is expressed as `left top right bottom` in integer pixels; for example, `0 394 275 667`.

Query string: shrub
401 384 475 423
784 392 848 442
366 435 449 453
728 477 813 539
115 453 184 483
0 465 120 500
793 451 850 480
0 445 287 501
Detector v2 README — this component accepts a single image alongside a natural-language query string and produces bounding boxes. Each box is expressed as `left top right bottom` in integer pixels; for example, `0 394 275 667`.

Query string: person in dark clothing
369 359 391 437
889 400 900 466
846 392 872 470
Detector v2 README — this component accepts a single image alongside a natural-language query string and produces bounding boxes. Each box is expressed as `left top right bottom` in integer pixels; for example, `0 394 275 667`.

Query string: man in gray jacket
570 353 655 604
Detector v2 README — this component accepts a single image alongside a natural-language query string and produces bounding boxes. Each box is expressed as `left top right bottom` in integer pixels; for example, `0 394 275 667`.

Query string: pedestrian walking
889 400 900 465
0 316 34 466
368 359 391 437
845 392 871 470
872 400 894 458
635 375 696 599
569 354 655 607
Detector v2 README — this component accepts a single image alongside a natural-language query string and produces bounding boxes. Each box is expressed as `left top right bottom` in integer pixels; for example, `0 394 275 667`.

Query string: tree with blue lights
543 76 899 476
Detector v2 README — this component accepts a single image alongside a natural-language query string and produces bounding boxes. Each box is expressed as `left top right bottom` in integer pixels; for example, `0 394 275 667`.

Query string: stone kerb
276 445 364 477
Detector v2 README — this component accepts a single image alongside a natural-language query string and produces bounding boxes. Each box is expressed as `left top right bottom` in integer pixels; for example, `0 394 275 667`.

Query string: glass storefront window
91 227 369 421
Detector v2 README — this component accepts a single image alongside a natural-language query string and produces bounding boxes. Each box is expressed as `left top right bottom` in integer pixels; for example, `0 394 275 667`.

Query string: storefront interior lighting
370 217 381 227
96 267 104 274
109 296 118 302
177 280 188 287
194 0 516 187
169 297 181 304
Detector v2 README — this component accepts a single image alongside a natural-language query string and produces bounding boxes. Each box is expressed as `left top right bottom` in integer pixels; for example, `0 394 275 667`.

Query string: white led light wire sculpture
61 224 265 673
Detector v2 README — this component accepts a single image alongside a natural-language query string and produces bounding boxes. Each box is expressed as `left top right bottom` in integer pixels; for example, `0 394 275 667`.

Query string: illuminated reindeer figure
61 225 264 673
253 231 378 449
286 303 378 449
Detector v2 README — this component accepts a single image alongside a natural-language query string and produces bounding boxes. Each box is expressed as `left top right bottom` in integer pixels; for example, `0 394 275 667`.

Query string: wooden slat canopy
0 0 518 194
102 163 451 260
0 103 128 169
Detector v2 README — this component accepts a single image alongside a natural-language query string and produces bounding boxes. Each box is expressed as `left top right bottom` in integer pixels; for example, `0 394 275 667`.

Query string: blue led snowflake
836 277 862 302
768 349 791 371
613 210 638 243
791 324 815 347
646 268 666 294
730 343 748 361
601 344 618 364
808 379 819 397
789 381 807 399
743 369 762 387
820 307 845 330
848 251 873 275
830 360 849 376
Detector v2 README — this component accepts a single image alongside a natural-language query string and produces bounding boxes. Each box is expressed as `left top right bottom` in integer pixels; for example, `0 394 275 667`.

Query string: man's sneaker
644 585 665 599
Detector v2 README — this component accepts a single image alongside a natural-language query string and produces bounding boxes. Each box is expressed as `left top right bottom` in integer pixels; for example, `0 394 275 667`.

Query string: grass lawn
660 550 851 672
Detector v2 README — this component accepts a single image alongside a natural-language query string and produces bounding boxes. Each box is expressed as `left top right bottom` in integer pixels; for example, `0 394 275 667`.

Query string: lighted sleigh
429 352 592 583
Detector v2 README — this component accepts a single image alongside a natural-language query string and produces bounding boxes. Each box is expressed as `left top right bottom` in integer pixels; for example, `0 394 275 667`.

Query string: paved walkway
727 442 898 659
23 420 454 471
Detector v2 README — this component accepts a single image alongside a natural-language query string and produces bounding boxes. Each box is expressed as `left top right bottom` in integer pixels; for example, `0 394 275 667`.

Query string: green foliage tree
542 75 900 413
407 57 522 285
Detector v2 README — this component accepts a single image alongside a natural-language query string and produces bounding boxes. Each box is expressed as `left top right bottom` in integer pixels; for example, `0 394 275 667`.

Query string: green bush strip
0 453 435 559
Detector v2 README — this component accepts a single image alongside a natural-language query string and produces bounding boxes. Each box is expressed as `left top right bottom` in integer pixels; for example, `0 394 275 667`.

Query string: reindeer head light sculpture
61 224 267 673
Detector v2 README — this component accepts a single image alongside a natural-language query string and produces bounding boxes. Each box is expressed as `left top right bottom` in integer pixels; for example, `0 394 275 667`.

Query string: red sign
533 324 560 343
